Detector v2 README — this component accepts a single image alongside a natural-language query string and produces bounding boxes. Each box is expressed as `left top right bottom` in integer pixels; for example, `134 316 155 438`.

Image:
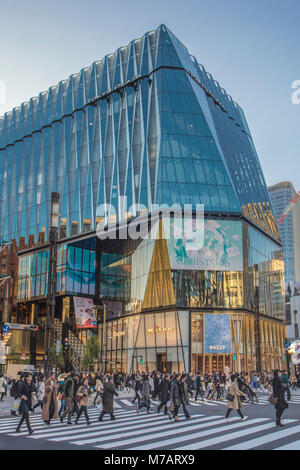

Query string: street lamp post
254 263 261 373
92 301 107 372
44 192 60 376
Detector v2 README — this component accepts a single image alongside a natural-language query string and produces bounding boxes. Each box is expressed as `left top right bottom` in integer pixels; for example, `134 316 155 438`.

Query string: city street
1 390 300 450
0 0 300 458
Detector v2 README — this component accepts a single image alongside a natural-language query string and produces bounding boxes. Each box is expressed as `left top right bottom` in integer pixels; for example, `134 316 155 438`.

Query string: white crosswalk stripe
29 412 200 441
99 416 244 450
116 396 300 408
128 417 270 450
127 418 298 451
223 424 300 450
1 409 131 435
6 410 132 436
53 414 208 444
173 419 297 450
1 407 300 450
274 439 300 450
119 399 135 407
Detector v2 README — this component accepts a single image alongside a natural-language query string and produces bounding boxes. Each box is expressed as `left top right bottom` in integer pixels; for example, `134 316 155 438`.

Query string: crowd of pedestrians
2 368 298 434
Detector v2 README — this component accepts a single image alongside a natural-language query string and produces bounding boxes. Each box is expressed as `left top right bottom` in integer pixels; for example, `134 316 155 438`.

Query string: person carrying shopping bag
75 377 92 425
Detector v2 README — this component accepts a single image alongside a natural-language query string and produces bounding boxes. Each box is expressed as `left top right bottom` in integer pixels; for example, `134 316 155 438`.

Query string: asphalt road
1 391 300 450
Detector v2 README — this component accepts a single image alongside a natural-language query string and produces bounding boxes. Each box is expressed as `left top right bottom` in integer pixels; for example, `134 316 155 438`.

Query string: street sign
2 324 9 334
56 341 61 354
284 341 291 349
3 323 38 331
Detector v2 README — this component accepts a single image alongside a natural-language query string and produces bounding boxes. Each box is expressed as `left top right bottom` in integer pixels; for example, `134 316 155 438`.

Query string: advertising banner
204 314 231 354
166 218 242 271
74 297 97 329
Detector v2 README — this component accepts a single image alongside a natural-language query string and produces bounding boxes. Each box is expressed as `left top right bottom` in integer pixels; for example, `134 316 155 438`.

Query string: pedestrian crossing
96 391 300 409
1 407 300 450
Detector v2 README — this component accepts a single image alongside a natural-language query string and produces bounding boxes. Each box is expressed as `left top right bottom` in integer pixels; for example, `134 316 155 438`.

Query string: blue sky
0 0 299 188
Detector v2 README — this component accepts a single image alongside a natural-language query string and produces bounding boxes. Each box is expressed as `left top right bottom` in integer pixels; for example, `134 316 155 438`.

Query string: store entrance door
192 354 232 374
157 353 172 373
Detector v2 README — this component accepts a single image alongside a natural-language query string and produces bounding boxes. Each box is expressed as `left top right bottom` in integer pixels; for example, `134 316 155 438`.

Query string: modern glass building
268 181 300 330
0 25 286 372
268 181 300 284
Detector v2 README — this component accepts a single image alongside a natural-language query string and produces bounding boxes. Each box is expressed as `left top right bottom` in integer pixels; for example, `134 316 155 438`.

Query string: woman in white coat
32 375 45 412
0 374 7 401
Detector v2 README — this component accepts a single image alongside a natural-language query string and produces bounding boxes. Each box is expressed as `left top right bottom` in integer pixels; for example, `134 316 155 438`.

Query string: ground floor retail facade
5 214 286 374
98 309 286 374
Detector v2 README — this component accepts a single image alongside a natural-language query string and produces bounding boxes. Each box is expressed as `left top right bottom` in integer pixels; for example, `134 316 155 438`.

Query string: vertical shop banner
74 297 97 329
166 218 242 271
204 314 231 354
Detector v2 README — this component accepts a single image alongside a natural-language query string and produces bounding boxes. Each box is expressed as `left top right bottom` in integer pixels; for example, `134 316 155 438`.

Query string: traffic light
233 354 236 360
28 325 39 331
64 337 69 348
140 356 143 365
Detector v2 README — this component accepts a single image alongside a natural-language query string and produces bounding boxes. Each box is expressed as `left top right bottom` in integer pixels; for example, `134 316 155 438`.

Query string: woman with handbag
272 369 288 427
224 375 248 422
42 372 58 426
75 377 92 425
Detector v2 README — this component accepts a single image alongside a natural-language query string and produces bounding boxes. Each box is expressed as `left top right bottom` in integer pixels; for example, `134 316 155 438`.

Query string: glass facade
269 181 300 283
9 25 286 372
18 243 96 300
1 25 278 245
99 311 189 373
